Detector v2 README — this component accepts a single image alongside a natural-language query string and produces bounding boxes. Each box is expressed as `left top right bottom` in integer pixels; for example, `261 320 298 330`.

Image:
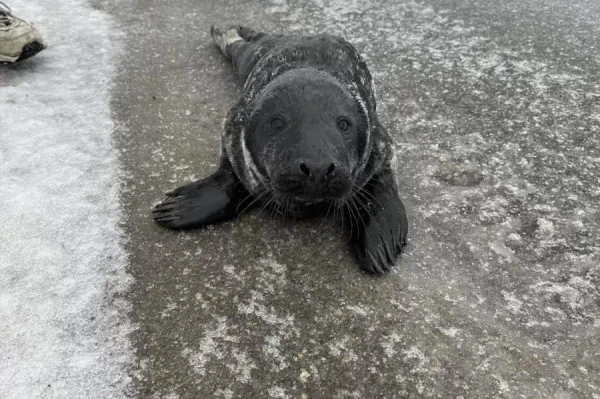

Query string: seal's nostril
299 162 311 177
326 163 336 176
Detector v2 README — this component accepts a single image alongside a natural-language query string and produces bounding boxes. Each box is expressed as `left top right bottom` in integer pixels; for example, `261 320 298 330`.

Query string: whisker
332 201 339 226
346 199 356 240
355 186 384 211
280 196 286 219
364 176 382 186
352 189 376 220
318 200 333 229
285 196 293 219
237 191 257 214
257 193 275 217
350 195 368 232
337 199 345 231
237 186 269 217
271 195 282 220
282 195 290 219
351 197 364 237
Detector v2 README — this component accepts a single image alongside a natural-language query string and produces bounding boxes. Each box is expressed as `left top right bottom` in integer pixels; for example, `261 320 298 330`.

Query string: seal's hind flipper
211 25 244 60
349 167 408 274
152 160 247 230
210 25 266 59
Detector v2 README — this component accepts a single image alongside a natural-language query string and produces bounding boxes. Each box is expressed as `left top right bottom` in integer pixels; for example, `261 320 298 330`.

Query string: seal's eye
270 116 286 131
337 117 351 132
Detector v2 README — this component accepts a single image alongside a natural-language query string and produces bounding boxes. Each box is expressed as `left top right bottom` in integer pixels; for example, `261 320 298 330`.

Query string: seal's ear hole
337 117 351 133
270 116 287 132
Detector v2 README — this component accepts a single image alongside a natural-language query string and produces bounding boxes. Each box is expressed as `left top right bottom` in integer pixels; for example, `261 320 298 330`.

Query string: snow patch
186 316 232 376
438 327 461 338
268 386 289 398
502 291 524 314
0 1 132 398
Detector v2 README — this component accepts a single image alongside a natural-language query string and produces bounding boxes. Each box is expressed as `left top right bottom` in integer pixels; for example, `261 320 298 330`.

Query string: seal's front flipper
152 160 246 230
350 168 408 274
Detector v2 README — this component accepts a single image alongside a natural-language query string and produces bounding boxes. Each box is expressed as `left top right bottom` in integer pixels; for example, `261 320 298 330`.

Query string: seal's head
245 69 369 207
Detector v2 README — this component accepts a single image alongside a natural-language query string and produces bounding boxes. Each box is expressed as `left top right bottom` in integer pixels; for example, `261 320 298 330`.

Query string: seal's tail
210 25 264 59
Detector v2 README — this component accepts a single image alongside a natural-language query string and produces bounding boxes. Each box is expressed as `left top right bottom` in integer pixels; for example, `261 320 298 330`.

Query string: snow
0 1 132 398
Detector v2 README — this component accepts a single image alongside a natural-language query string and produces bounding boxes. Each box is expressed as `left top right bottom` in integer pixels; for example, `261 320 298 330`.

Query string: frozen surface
0 1 131 398
99 0 600 397
3 0 588 397
106 0 600 397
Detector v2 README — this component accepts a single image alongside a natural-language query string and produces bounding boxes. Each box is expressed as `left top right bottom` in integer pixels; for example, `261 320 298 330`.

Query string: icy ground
1 0 600 398
0 1 131 398
107 0 600 397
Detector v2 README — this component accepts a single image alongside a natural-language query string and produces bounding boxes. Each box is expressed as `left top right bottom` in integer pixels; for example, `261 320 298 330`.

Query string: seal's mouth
271 183 352 204
269 165 354 205
292 196 328 206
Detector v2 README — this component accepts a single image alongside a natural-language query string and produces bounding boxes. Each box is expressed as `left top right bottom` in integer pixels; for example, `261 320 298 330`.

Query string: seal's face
245 70 369 206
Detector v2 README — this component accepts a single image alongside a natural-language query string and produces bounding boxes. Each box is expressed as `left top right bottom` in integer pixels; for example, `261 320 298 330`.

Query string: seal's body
153 26 408 273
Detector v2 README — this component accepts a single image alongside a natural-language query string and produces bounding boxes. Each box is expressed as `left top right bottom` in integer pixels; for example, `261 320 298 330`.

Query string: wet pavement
101 0 600 397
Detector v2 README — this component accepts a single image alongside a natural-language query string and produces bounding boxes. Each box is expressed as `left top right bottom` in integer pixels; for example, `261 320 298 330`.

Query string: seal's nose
298 161 336 179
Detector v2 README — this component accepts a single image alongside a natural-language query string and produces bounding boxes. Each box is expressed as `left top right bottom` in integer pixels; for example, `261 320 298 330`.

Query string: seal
152 26 408 274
